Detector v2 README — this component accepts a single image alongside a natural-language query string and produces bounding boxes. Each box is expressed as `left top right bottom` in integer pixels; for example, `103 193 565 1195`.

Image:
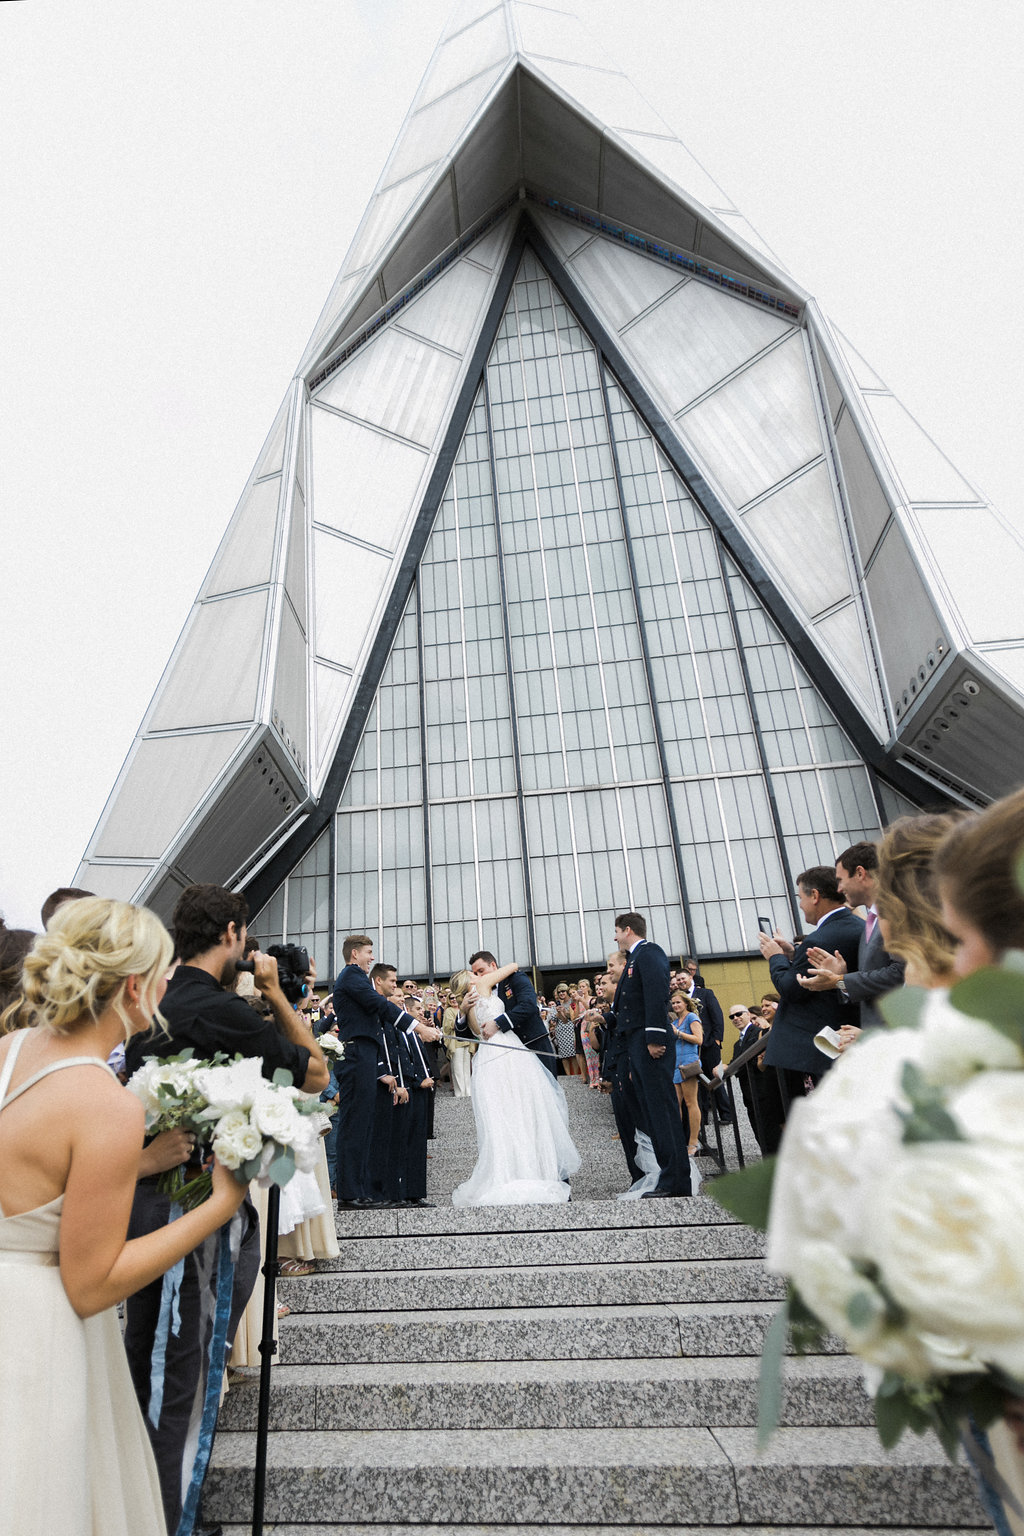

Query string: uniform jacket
613 940 673 1051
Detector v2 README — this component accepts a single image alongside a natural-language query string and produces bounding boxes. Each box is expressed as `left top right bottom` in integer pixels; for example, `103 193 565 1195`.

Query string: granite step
279 1258 784 1315
334 1194 734 1240
204 1425 985 1528
313 1221 765 1272
218 1354 872 1433
222 1527 982 1536
277 1301 843 1367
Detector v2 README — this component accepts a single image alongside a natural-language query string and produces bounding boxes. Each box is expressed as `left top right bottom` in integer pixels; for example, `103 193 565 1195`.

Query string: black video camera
236 942 311 1006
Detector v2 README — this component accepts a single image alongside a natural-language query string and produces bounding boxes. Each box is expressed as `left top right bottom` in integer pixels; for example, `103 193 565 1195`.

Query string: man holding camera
123 884 327 1536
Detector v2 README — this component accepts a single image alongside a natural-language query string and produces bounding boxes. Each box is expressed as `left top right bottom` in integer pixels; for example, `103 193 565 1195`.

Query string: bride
450 962 580 1207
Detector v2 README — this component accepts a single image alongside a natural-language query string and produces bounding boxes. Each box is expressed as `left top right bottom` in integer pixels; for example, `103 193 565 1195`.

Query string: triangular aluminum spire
298 0 798 380
77 1 1024 920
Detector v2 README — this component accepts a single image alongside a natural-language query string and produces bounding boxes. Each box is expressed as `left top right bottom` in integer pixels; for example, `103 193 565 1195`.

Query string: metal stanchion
251 1183 281 1536
723 1075 745 1168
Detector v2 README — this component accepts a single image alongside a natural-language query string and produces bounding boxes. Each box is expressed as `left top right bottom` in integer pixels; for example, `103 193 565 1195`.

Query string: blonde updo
449 969 473 1001
19 897 173 1036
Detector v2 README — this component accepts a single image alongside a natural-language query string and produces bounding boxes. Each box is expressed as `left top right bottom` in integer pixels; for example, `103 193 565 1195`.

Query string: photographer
123 884 326 1536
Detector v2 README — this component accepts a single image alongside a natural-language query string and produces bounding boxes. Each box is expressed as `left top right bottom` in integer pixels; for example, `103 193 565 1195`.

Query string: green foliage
948 964 1024 1049
709 1155 777 1232
266 1145 296 1188
272 1067 295 1088
878 985 927 1031
757 1299 789 1448
896 1061 965 1144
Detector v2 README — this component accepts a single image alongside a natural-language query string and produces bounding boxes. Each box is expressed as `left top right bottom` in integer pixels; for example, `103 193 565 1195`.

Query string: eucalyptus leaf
708 1155 777 1232
879 986 927 1031
873 1383 912 1449
757 1299 789 1449
846 1290 879 1331
272 1067 295 1088
267 1151 296 1188
241 1156 264 1182
947 967 1024 1047
896 1062 965 1144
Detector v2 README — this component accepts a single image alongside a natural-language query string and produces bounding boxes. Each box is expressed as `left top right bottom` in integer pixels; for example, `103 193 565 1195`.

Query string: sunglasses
729 1011 747 1020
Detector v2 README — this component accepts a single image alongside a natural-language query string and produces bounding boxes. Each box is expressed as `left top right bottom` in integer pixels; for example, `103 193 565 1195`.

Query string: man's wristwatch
836 978 849 1000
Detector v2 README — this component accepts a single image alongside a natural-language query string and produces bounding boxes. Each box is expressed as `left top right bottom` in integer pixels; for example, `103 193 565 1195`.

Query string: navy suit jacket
614 940 673 1051
841 917 906 1029
333 963 408 1045
492 970 549 1051
764 906 865 1074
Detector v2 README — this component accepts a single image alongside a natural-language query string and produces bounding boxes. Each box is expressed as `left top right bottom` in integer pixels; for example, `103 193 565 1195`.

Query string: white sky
2 0 1021 931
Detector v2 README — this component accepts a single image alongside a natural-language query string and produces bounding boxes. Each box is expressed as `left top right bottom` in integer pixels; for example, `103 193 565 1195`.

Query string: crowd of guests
5 784 1024 1533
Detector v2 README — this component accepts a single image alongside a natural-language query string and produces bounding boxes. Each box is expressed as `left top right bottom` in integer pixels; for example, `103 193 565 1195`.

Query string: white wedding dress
452 994 581 1206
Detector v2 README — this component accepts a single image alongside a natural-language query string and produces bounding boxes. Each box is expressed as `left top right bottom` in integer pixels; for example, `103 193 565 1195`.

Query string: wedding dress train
452 993 580 1206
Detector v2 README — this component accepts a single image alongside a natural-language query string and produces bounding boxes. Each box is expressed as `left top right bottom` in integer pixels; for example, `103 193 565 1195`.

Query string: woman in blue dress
670 989 703 1155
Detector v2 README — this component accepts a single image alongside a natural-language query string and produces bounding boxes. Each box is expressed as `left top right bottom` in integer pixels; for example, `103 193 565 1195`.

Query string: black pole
251 1183 281 1536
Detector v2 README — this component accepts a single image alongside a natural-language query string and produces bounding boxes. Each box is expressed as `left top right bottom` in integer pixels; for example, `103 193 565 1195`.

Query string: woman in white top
0 897 247 1536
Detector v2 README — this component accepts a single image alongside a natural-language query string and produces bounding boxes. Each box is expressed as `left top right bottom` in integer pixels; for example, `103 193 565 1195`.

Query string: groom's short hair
615 912 647 938
468 950 497 968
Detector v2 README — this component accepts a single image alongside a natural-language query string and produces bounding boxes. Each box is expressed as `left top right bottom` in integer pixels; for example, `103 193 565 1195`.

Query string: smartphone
757 915 773 935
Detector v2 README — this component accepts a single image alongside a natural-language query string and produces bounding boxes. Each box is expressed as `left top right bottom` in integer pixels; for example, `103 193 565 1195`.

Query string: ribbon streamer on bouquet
147 1201 185 1429
176 1215 239 1536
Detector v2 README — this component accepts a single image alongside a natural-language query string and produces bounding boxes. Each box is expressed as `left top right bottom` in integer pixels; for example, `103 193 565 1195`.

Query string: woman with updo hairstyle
874 812 966 987
0 897 247 1536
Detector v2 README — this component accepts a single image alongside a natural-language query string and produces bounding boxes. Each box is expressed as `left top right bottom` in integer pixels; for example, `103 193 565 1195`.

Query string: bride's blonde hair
16 897 173 1037
449 969 473 1001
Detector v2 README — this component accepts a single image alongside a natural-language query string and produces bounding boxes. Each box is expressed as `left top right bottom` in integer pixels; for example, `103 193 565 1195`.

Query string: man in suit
597 949 648 1188
759 867 864 1098
613 912 691 1198
465 950 558 1078
797 842 906 1044
333 936 413 1207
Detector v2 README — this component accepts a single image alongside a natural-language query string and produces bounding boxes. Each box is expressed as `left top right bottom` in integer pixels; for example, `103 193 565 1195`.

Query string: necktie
865 909 877 943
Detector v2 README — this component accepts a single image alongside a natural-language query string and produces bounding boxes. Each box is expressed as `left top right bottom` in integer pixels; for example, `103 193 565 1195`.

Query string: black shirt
124 965 311 1087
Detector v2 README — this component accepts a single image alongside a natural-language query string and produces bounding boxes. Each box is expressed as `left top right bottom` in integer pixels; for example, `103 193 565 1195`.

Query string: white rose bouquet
128 1050 330 1210
712 957 1024 1464
318 1032 345 1061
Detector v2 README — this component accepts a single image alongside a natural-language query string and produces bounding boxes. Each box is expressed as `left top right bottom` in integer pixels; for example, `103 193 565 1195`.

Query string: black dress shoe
337 1198 369 1208
641 1188 690 1198
193 1523 223 1536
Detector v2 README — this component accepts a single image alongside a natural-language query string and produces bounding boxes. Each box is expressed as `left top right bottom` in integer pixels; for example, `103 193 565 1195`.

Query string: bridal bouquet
712 958 1024 1459
318 1032 345 1062
128 1051 331 1210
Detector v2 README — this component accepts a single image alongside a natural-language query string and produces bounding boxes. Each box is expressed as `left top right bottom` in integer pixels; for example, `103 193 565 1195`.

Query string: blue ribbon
147 1202 184 1429
175 1221 236 1536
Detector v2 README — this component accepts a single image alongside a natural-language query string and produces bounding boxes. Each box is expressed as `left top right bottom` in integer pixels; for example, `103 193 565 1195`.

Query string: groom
465 951 559 1078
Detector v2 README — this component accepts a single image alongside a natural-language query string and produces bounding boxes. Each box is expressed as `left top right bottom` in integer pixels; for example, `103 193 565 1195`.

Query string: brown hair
0 927 37 1035
615 912 647 938
342 934 373 963
933 787 1024 957
876 814 966 983
835 841 878 877
797 866 842 903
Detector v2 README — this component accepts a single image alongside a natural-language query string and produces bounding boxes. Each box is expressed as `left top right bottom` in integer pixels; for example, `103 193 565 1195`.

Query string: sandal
277 1303 291 1319
278 1258 314 1277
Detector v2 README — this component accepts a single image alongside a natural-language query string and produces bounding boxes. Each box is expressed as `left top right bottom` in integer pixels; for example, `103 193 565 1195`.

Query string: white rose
251 1092 304 1146
766 1028 924 1274
950 1071 1024 1150
871 1140 1024 1382
917 990 1024 1086
787 1240 931 1378
195 1057 265 1114
212 1120 262 1170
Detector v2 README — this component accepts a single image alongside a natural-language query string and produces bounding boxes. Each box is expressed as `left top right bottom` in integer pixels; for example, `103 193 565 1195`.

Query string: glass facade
256 251 893 977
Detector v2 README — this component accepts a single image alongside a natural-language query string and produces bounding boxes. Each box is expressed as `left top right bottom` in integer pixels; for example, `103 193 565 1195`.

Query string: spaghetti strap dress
0 1031 166 1536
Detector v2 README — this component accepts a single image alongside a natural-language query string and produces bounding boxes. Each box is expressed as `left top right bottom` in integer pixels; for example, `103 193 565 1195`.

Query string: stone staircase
208 1081 987 1533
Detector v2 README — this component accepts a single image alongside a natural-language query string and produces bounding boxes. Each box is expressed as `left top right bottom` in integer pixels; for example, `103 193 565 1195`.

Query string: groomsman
332 937 411 1207
402 998 440 1208
613 912 691 1198
597 951 646 1188
368 962 410 1208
